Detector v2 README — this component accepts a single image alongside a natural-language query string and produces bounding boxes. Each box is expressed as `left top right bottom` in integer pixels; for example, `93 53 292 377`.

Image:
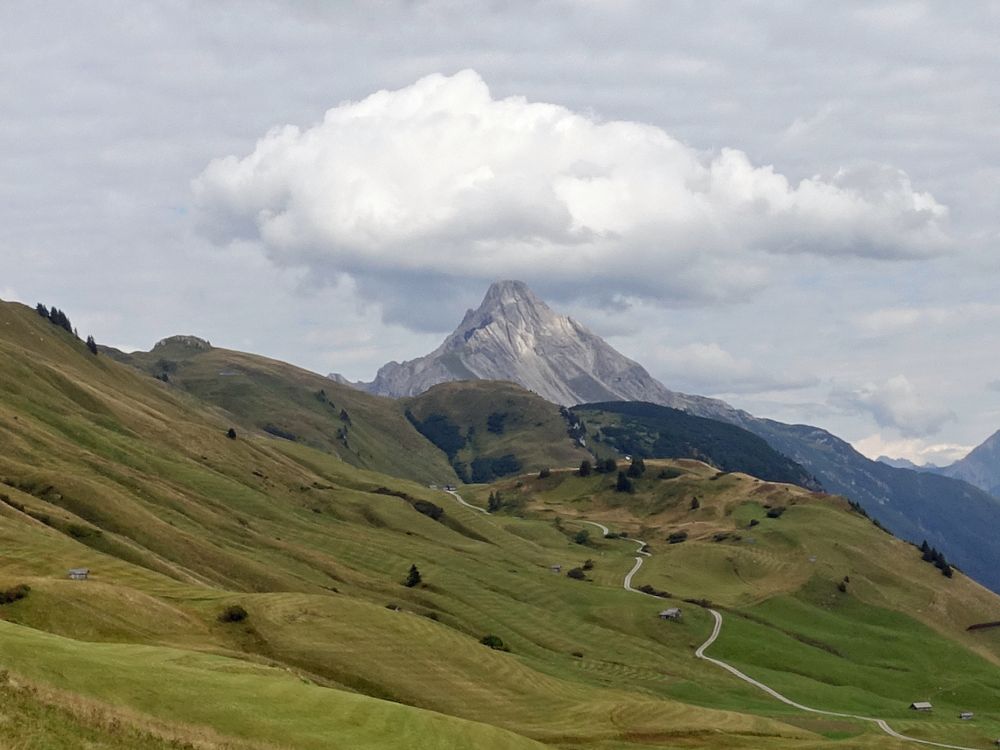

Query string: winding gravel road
445 489 489 515
695 609 979 749
442 488 980 748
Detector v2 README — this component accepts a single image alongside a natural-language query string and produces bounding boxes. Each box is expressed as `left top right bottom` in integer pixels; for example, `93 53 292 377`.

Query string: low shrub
766 506 786 519
480 634 509 651
262 424 297 441
0 584 30 604
218 604 248 623
411 499 444 521
566 567 586 580
637 583 671 598
667 530 688 544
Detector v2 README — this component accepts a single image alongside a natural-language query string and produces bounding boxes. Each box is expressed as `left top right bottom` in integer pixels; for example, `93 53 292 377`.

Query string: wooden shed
658 608 682 621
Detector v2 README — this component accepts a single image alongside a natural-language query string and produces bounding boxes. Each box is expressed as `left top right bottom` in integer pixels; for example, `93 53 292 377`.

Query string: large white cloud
193 70 950 311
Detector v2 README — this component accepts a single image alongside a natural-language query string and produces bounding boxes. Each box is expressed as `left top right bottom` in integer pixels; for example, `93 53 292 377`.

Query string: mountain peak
362 280 738 421
480 279 544 309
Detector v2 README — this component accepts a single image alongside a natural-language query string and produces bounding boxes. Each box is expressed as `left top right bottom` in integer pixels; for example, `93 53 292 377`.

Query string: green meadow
3 298 1000 749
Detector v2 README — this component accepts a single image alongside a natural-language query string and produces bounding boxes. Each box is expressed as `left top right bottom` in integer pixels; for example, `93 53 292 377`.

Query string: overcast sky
2 1 998 465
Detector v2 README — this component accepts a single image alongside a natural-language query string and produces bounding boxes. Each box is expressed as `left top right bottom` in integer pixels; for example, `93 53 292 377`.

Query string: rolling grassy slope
0 299 816 748
402 380 590 481
106 334 458 485
493 461 1000 747
4 297 1000 749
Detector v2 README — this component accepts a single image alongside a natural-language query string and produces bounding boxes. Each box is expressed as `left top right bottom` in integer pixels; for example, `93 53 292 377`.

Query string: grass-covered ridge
106 334 459 485
4 297 1000 748
403 380 590 481
573 401 818 488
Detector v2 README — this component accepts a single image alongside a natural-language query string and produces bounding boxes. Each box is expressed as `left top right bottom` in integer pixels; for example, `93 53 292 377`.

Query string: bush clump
0 584 30 605
262 424 297 441
615 471 634 493
411 499 444 521
480 634 510 651
637 583 671 598
626 457 646 478
404 564 422 588
218 604 248 623
667 530 688 544
765 506 786 519
566 567 587 580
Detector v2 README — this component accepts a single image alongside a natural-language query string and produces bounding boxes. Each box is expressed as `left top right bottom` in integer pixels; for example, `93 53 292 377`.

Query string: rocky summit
360 280 737 419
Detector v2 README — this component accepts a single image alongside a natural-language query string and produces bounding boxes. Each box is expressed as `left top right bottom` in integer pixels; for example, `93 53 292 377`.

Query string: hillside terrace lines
608 520 983 750
469 474 991 750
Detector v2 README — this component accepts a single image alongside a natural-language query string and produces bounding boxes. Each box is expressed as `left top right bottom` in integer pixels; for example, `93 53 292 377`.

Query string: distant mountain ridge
347 280 738 421
876 455 926 470
934 430 1000 497
355 280 1000 593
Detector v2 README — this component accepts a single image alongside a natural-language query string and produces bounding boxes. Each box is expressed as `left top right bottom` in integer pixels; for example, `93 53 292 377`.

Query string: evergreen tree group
626 456 646 478
615 471 633 493
36 303 75 335
919 540 954 578
36 302 98 354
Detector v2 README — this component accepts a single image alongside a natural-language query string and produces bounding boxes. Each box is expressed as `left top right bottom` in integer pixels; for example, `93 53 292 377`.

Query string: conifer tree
404 564 422 588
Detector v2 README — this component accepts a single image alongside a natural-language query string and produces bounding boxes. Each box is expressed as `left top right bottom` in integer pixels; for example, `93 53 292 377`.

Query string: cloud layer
834 375 953 437
194 70 949 310
646 341 817 395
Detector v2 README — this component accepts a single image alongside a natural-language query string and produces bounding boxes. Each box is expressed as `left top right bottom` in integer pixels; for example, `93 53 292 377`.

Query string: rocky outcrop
362 280 740 421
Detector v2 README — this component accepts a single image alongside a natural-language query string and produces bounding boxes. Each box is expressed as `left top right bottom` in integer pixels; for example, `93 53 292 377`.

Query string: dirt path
443 489 980 748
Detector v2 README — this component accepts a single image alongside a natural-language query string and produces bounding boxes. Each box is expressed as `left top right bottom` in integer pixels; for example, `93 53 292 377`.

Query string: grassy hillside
4 297 1000 749
573 401 817 489
486 461 1000 747
402 380 590 482
107 334 458 485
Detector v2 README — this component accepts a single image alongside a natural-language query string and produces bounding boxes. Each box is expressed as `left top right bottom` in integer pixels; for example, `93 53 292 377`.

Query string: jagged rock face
937 430 1000 496
365 280 737 419
153 335 212 351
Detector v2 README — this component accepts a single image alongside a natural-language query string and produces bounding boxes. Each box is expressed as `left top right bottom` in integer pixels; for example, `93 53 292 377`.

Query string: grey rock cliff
935 430 1000 496
363 280 739 420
